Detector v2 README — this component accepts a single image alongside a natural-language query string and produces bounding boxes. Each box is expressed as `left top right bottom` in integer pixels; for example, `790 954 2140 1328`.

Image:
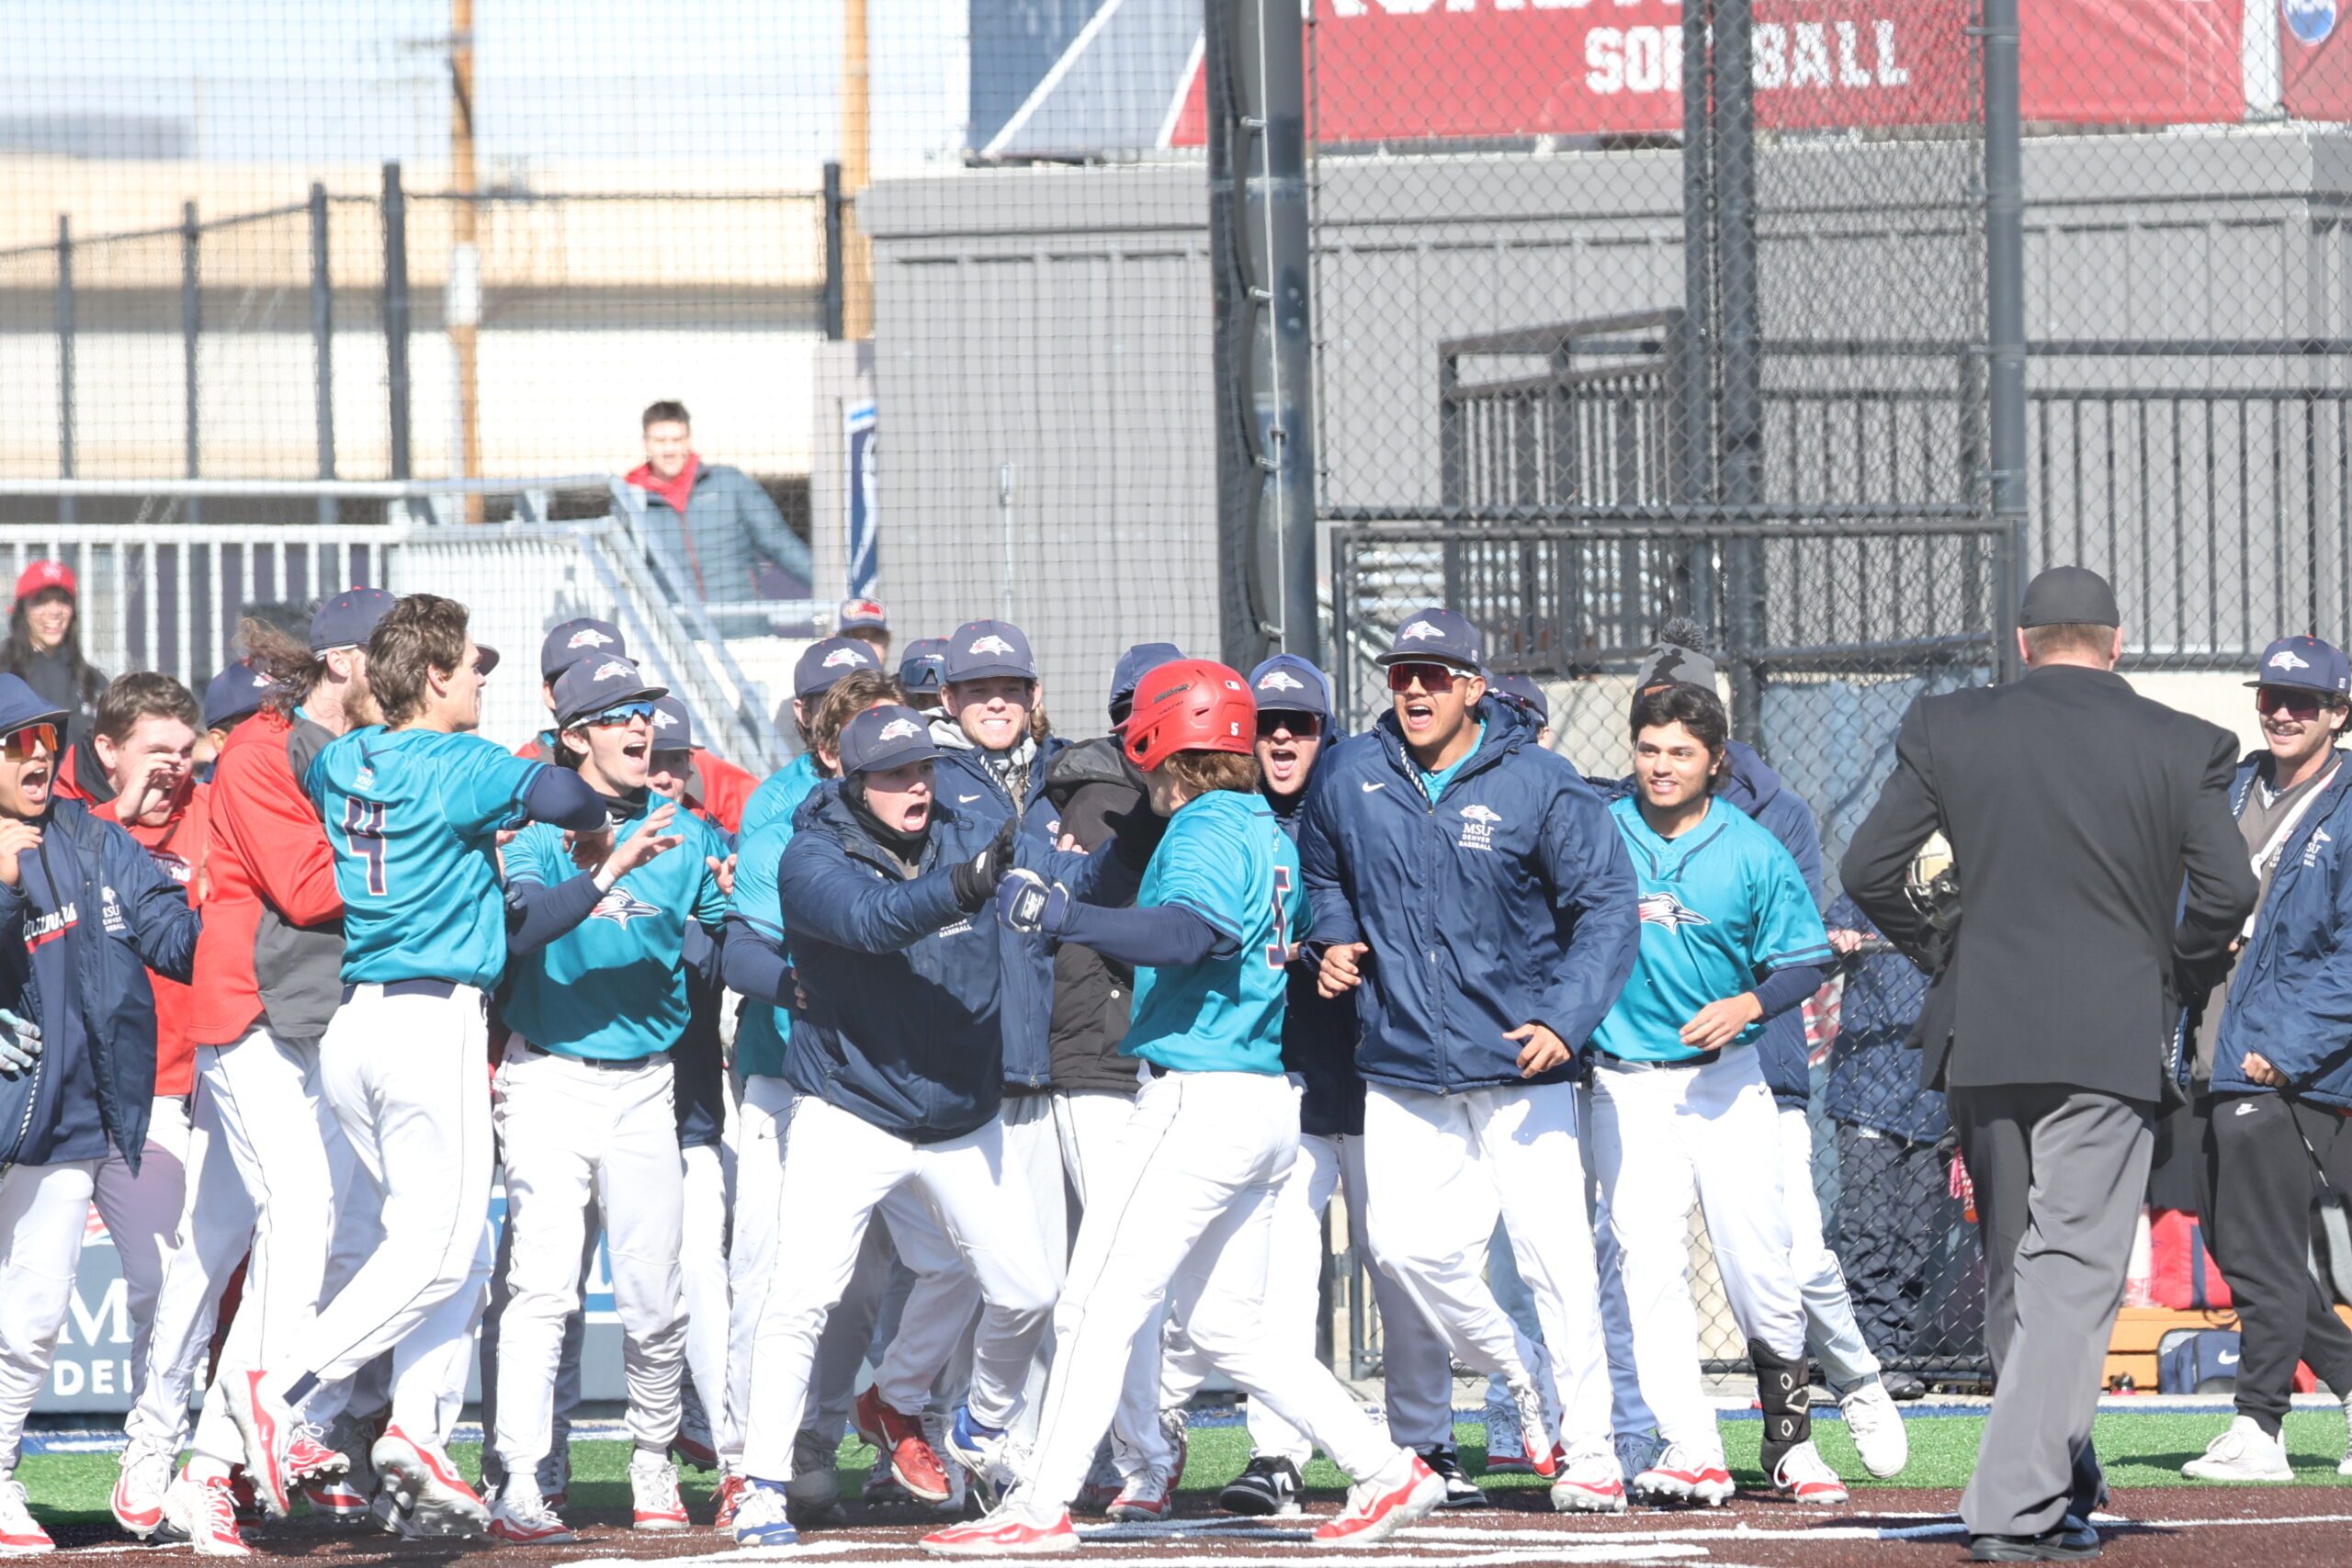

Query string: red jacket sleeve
213 729 343 927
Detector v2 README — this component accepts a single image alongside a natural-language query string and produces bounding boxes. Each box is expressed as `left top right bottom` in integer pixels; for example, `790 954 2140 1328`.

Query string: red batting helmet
1121 658 1256 772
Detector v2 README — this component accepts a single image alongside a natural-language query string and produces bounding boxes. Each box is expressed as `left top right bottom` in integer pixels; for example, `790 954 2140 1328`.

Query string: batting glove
994 868 1072 936
0 1009 42 1077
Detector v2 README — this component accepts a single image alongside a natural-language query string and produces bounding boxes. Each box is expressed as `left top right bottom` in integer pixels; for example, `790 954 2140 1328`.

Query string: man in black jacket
1843 567 2256 1562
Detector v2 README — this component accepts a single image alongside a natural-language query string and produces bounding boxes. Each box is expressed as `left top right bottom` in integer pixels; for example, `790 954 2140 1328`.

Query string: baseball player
1585 681 1841 1506
154 593 394 1538
232 594 605 1536
518 619 757 832
1169 655 1466 1517
1299 607 1638 1513
740 637 886 839
198 660 273 773
839 598 892 660
728 703 1139 1549
922 660 1447 1557
486 658 729 1543
899 638 950 716
0 676 199 1553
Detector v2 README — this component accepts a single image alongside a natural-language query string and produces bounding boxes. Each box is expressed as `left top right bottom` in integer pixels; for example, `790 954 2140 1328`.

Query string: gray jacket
628 462 814 636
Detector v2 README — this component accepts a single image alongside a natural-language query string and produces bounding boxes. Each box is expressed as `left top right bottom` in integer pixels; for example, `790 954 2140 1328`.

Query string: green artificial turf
17 1408 2347 1528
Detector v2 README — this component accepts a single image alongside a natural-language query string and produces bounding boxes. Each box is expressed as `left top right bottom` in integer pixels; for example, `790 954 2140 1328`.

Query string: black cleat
1419 1445 1489 1510
1216 1455 1303 1518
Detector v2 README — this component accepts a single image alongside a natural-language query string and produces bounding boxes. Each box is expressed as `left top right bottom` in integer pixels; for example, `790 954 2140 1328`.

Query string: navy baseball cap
1249 654 1333 722
0 675 65 739
794 637 883 700
204 661 273 731
1493 672 1551 727
1376 607 1482 671
309 587 398 651
648 695 695 751
839 704 941 776
943 620 1038 683
551 656 668 728
1110 642 1185 714
541 617 626 679
839 597 889 632
897 637 949 695
2249 635 2352 697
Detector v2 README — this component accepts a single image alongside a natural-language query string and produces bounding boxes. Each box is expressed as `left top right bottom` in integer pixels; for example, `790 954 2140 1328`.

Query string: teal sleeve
729 823 787 940
1754 841 1835 974
503 823 558 889
1149 812 1252 942
451 740 544 836
691 821 730 928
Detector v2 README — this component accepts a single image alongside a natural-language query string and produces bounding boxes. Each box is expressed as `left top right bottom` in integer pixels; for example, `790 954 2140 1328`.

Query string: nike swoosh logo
2235 1102 2258 1115
1361 782 1385 793
958 794 981 803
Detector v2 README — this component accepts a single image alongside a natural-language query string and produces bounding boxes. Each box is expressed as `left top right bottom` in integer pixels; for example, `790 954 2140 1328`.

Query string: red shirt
626 455 700 520
53 748 209 1096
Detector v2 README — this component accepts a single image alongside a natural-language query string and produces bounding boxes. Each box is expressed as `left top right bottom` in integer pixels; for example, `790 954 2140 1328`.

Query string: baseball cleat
855 1386 953 1503
629 1452 691 1531
729 1479 798 1550
1634 1443 1735 1507
369 1426 487 1537
1771 1441 1849 1504
1506 1377 1559 1478
286 1425 349 1484
300 1474 371 1523
1105 1462 1177 1522
1482 1392 1532 1474
225 1371 295 1518
944 1406 1027 1511
920 1506 1077 1557
158 1472 249 1558
1310 1450 1443 1545
0 1479 51 1556
2183 1416 2294 1482
1417 1445 1487 1509
1839 1380 1909 1479
1548 1445 1629 1515
487 1488 576 1545
672 1429 720 1472
1072 1441 1123 1516
921 1410 970 1515
1217 1455 1303 1518
109 1440 174 1540
1613 1431 1666 1485
711 1471 747 1532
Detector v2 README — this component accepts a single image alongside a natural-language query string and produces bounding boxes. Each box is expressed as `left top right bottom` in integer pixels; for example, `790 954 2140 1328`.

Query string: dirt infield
29 1487 2352 1567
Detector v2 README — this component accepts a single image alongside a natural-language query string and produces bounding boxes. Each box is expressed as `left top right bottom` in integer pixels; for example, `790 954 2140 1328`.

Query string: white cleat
2183 1416 2294 1482
1548 1444 1629 1514
1839 1379 1910 1479
159 1473 250 1558
1634 1442 1735 1507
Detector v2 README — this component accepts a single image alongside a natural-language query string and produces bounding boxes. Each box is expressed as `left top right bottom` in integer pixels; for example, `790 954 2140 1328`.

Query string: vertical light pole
450 0 484 519
842 0 873 340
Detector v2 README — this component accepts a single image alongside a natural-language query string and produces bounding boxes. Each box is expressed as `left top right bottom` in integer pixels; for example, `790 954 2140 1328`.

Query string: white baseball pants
493 1044 686 1473
739 1096 1057 1482
278 985 495 1442
721 1074 790 1469
1361 1079 1611 1456
1022 1071 1401 1511
1588 1050 1804 1457
680 1139 729 1443
1051 1088 1162 1475
1001 1091 1066 1449
1777 1104 1881 1392
131 1092 249 1459
96 1097 198 1450
0 1158 103 1473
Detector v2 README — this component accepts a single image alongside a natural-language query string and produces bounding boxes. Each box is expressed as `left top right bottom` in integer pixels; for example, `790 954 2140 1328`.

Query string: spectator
1820 895 1943 1402
838 599 891 661
624 401 814 642
2 561 106 740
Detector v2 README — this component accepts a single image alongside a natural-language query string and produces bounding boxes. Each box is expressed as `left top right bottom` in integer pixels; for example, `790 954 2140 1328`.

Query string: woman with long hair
4 560 107 738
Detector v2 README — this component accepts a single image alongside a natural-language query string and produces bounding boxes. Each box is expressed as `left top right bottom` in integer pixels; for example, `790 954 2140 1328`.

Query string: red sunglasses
1386 661 1463 694
1 723 57 761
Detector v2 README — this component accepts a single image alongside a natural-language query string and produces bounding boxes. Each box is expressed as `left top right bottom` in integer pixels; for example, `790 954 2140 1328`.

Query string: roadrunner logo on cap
823 646 866 669
568 627 615 649
2270 649 2312 671
1258 670 1305 692
969 634 1016 657
879 716 921 741
248 670 270 688
1457 802 1502 852
1638 891 1712 928
590 660 633 682
652 708 678 729
1400 620 1442 641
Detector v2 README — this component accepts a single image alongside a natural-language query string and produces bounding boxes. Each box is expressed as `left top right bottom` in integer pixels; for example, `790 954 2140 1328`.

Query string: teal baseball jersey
1590 794 1834 1064
740 752 821 839
1125 789 1308 1076
728 812 796 1079
500 795 729 1061
306 727 545 987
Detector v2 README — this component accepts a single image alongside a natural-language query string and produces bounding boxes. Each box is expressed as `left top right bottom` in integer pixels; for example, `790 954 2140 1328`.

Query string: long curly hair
1 594 106 712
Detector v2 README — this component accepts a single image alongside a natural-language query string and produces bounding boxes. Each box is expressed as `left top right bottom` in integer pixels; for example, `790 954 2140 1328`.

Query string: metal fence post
1984 0 2027 683
822 162 845 343
182 201 202 527
1714 0 1766 748
1678 0 1716 624
383 163 414 510
55 216 74 527
311 183 337 528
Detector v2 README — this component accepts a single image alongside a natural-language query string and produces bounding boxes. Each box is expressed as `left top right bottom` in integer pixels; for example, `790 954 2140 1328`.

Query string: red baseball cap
13 560 74 604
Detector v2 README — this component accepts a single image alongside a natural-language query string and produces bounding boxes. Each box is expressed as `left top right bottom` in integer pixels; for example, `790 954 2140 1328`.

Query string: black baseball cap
2018 566 2120 629
204 661 274 731
541 617 627 679
309 587 398 651
1376 607 1483 671
552 656 669 728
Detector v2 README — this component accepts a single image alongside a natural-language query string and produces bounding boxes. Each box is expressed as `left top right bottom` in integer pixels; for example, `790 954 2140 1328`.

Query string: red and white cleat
854 1386 952 1504
921 1506 1079 1558
1548 1445 1629 1515
1771 1442 1850 1505
369 1427 487 1538
301 1474 371 1524
0 1479 54 1555
160 1472 251 1558
224 1371 295 1519
628 1454 690 1532
1506 1379 1560 1479
1106 1463 1177 1523
1311 1450 1444 1546
109 1441 173 1540
487 1489 575 1546
1634 1443 1736 1507
711 1471 747 1532
286 1426 349 1485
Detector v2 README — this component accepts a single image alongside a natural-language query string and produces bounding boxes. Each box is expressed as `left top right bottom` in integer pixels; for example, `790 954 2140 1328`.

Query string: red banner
1166 0 2244 148
2283 0 2352 120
